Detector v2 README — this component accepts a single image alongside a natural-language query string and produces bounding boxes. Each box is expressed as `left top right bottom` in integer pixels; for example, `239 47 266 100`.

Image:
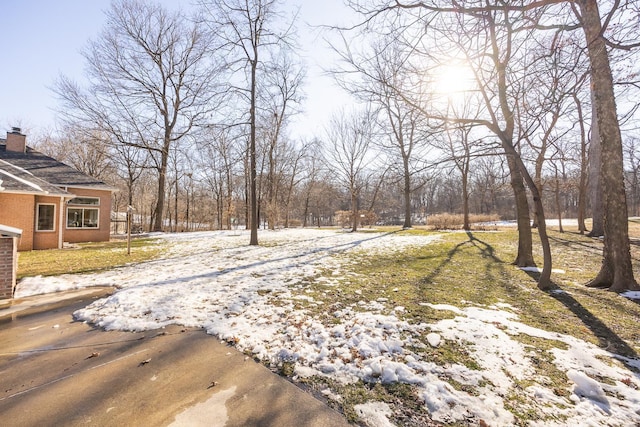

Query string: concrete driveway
0 289 349 427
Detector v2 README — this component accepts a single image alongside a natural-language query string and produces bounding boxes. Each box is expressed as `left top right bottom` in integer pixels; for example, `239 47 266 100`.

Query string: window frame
66 197 101 230
36 203 56 232
67 197 100 206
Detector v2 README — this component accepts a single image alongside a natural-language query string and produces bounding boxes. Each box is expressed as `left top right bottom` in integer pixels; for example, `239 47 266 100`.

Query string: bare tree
199 0 297 245
442 123 477 231
341 1 544 272
571 91 589 234
35 126 116 181
624 136 640 217
514 28 575 231
578 0 638 291
325 109 374 232
199 127 243 230
55 0 221 232
331 39 432 230
299 143 323 227
259 50 305 230
279 139 309 228
343 0 639 291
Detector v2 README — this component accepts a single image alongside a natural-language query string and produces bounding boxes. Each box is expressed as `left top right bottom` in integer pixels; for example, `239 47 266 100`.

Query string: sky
14 227 640 426
0 0 356 141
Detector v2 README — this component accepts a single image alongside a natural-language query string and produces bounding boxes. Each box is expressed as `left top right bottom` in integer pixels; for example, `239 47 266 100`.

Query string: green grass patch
17 237 166 279
298 376 431 426
288 229 640 354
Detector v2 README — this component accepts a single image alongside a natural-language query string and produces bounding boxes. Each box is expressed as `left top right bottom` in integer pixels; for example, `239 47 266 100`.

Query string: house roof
0 144 115 195
0 223 22 238
0 159 71 196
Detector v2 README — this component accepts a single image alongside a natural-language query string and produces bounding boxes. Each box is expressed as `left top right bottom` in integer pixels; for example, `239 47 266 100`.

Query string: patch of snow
567 370 608 404
621 290 640 301
419 303 463 315
354 402 395 427
519 266 566 274
426 333 441 348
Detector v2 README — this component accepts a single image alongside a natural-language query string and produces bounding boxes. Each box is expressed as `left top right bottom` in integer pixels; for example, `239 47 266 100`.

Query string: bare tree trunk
268 142 276 230
249 56 259 245
574 93 588 234
185 185 190 232
504 146 552 289
587 89 604 237
149 198 156 232
462 162 470 231
555 168 564 233
153 142 170 232
174 174 179 232
531 157 543 229
506 153 535 267
579 0 638 292
244 146 250 231
351 191 358 232
302 190 310 228
402 156 412 229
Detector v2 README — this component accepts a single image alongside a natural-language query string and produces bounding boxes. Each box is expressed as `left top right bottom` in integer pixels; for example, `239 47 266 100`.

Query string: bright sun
433 63 476 98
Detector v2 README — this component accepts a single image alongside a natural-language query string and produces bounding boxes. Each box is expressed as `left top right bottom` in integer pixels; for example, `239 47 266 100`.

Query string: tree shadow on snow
523 269 638 362
109 231 398 291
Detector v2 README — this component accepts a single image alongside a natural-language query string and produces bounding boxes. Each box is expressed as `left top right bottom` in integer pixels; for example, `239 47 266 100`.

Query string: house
0 128 116 251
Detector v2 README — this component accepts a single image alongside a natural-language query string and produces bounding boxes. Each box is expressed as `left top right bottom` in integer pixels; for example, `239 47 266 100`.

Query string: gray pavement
0 289 350 426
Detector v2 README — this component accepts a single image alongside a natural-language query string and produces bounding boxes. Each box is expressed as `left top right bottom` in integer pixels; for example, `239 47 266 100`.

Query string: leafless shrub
427 214 500 230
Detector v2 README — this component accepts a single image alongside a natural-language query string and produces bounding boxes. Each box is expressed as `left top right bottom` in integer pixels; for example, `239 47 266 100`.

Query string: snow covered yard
15 228 640 426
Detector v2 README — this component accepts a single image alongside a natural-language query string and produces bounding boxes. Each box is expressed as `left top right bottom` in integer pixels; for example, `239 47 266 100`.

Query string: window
67 197 100 229
68 197 100 206
36 204 55 231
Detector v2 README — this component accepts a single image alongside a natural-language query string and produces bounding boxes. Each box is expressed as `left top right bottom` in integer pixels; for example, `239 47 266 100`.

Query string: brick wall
33 195 61 250
0 193 34 251
0 237 17 299
64 189 112 244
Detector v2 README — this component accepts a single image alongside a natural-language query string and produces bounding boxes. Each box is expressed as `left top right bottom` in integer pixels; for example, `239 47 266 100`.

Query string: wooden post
127 205 133 256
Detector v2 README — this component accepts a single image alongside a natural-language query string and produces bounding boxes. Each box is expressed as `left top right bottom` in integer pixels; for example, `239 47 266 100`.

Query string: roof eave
0 189 72 197
52 184 119 192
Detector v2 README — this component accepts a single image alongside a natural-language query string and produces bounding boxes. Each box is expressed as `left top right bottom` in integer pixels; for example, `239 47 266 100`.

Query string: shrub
427 213 500 230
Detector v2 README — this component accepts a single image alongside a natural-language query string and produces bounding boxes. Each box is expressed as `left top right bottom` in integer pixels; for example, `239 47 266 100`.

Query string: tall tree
331 39 432 230
259 50 305 230
199 0 296 245
571 91 589 234
325 109 374 232
56 0 221 232
577 0 638 291
587 90 605 237
342 1 541 270
199 127 243 230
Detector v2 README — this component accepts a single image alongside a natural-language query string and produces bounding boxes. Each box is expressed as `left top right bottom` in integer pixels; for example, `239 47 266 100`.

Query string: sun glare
433 63 476 98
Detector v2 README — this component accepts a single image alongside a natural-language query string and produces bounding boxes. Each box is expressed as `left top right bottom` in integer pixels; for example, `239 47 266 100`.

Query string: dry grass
426 213 501 230
17 237 166 279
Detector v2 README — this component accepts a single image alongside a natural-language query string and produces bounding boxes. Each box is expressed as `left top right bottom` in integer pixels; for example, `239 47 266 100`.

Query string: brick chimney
6 127 26 153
